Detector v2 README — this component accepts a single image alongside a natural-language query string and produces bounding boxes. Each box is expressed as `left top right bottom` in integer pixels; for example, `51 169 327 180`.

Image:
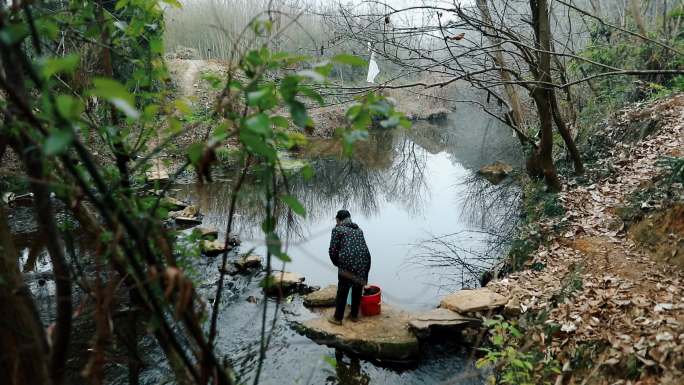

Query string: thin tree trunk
531 0 562 191
476 0 527 142
0 205 51 385
630 0 648 36
551 91 584 175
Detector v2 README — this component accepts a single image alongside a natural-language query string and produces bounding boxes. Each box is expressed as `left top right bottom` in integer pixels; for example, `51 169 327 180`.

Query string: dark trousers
334 274 363 320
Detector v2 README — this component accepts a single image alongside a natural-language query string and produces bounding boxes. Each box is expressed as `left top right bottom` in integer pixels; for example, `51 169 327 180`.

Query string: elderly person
328 210 372 325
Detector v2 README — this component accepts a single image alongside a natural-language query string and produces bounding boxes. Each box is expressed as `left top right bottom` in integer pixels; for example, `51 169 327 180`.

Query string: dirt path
488 95 684 384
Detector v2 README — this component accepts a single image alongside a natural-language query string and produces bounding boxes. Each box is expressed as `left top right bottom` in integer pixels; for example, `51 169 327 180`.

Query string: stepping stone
195 227 218 240
160 196 187 211
303 285 337 307
201 240 229 256
408 308 480 339
263 272 305 295
478 161 513 184
174 216 202 227
234 254 262 271
440 288 508 314
169 205 199 219
293 304 419 363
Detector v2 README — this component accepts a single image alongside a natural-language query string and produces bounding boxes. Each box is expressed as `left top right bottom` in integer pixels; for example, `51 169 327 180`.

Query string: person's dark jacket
329 218 371 284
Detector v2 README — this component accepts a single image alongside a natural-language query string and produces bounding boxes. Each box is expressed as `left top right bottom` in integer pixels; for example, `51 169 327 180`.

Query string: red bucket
360 285 381 316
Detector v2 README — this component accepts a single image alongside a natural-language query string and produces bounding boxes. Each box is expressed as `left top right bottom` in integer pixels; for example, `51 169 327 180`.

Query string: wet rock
201 240 230 256
160 196 187 211
478 161 513 184
263 272 306 295
2 192 34 207
293 304 420 363
234 254 262 271
303 285 337 307
169 205 199 219
440 288 508 314
170 205 202 227
195 227 218 240
408 308 480 339
246 295 259 304
227 233 241 247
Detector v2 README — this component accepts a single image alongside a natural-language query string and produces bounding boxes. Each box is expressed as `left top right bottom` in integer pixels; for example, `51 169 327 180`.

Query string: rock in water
234 255 262 271
294 304 419 363
201 240 229 256
478 161 513 184
440 288 508 314
408 308 480 339
195 227 218 240
303 285 337 307
264 272 305 295
160 196 187 211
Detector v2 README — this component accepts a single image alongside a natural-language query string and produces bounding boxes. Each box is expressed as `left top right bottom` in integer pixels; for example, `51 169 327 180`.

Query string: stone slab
264 272 305 295
293 304 420 363
234 254 262 271
408 308 480 339
440 288 508 314
201 240 229 256
196 227 218 240
478 161 513 184
303 285 338 307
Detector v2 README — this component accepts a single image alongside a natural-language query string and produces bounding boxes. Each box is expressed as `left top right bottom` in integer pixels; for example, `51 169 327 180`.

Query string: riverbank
482 94 684 384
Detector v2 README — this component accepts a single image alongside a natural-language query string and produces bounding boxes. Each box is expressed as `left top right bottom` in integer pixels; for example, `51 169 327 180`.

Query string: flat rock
234 254 262 271
195 227 218 240
169 205 199 219
440 288 508 314
478 161 513 184
303 285 337 307
408 308 480 339
293 304 419 363
201 240 229 256
264 272 305 295
160 196 187 211
174 216 202 227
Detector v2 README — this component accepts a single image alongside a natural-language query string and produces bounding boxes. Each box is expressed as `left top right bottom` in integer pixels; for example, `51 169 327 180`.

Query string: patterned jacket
329 218 371 284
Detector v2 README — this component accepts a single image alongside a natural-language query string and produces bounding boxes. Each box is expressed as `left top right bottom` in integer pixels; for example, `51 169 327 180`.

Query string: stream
169 112 523 385
10 106 523 385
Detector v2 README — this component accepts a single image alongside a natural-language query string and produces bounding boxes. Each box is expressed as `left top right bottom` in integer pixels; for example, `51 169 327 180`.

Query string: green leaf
281 195 306 217
90 78 140 119
44 129 73 156
332 54 367 67
55 94 84 120
244 113 271 136
289 101 308 128
240 131 276 161
271 115 289 129
42 54 80 78
0 23 29 45
187 142 204 165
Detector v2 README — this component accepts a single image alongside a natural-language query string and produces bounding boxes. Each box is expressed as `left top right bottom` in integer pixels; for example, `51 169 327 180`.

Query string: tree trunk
630 0 648 36
0 205 52 385
531 0 562 191
551 91 584 175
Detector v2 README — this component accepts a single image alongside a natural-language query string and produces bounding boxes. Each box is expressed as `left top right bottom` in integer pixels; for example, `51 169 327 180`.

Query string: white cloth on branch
367 52 379 83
